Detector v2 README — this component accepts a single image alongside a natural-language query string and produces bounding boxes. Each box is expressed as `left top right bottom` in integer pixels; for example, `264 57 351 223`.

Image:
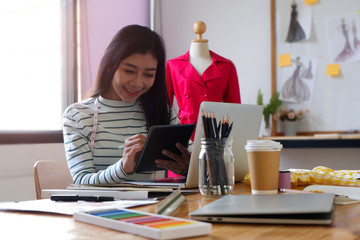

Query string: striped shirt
62 96 179 184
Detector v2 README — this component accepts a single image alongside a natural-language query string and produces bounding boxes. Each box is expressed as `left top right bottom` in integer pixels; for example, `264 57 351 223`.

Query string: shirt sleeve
62 107 129 185
169 110 180 125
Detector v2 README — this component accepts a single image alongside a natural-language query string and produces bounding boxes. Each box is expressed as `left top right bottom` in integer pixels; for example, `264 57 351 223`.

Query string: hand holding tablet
135 124 195 173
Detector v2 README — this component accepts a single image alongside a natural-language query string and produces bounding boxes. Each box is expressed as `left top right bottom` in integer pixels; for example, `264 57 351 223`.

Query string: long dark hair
92 25 170 128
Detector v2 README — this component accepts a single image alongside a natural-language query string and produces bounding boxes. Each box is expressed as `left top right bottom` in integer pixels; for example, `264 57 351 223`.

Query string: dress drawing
300 60 313 79
335 18 355 62
281 57 311 103
286 1 306 43
352 20 360 50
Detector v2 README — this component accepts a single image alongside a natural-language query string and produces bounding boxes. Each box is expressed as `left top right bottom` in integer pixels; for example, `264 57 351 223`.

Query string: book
73 208 211 240
68 183 176 192
42 189 172 200
67 184 199 194
304 185 360 205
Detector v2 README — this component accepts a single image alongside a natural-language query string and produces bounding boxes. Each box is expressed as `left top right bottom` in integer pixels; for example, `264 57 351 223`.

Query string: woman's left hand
155 143 190 175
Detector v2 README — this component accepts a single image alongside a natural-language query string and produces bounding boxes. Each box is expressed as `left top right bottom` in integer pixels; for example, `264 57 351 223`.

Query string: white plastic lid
244 140 282 151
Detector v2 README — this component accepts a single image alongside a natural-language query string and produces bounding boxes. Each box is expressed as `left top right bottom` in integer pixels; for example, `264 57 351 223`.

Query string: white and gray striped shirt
62 96 179 184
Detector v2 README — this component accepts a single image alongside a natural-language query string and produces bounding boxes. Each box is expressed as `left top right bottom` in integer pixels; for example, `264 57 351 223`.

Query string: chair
34 160 73 199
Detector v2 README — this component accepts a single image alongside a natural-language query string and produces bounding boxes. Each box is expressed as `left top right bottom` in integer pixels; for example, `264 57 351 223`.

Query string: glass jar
198 138 234 197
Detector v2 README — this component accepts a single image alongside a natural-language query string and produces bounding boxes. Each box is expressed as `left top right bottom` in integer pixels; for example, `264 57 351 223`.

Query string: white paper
304 185 360 205
0 199 157 215
279 55 317 104
325 13 360 63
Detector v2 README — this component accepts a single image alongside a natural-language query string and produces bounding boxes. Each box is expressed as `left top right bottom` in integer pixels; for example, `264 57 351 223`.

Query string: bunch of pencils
200 110 234 196
201 110 233 139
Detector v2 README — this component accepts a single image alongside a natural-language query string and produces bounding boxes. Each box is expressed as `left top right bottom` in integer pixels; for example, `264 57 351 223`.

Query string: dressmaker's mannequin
165 20 241 136
189 21 212 75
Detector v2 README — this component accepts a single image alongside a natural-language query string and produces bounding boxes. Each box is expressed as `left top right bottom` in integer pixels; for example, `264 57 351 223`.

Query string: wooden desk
1 183 360 239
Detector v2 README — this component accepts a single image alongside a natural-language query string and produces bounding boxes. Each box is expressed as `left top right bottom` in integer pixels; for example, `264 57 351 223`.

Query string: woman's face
103 52 158 102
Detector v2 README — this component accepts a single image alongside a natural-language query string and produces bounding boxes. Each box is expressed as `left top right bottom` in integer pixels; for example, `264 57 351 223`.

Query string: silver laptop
190 193 335 225
128 101 263 188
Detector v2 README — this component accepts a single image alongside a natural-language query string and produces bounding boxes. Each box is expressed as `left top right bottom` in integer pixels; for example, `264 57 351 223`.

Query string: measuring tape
90 98 99 154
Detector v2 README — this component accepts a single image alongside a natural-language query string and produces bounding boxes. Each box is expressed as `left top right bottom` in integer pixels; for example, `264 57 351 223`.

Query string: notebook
126 101 263 189
190 193 335 225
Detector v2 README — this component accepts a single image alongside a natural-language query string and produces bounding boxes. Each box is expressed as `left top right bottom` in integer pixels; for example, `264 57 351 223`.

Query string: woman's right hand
121 134 146 174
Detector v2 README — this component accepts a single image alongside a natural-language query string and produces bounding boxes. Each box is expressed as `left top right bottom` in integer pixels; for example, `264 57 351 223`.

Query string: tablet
135 124 195 173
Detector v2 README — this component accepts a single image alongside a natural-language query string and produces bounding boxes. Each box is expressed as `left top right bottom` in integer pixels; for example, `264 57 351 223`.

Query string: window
0 0 77 143
0 0 151 144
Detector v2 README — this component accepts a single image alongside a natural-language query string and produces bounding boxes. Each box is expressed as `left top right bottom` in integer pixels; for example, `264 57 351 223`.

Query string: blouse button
185 94 190 98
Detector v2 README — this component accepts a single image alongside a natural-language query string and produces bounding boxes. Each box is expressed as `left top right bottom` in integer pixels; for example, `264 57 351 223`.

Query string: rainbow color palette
73 208 211 239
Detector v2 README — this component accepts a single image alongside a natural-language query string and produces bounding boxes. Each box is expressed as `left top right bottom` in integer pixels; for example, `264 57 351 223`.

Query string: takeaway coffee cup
244 140 283 194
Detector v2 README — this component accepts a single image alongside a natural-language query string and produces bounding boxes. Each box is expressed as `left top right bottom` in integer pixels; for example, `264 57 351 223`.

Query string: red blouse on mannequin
165 21 241 177
166 50 241 135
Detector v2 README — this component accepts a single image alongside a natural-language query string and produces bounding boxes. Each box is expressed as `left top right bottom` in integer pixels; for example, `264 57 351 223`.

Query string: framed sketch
271 0 360 136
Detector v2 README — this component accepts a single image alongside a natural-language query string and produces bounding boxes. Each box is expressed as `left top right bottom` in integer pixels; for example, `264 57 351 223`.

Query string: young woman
63 25 190 184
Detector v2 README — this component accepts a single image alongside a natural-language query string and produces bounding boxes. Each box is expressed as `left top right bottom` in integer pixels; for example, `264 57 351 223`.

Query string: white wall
0 143 65 201
280 148 360 171
0 0 359 202
79 0 150 98
159 0 271 106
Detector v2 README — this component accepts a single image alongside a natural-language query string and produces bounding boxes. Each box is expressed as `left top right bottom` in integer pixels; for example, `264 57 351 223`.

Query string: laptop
190 193 335 225
127 101 263 189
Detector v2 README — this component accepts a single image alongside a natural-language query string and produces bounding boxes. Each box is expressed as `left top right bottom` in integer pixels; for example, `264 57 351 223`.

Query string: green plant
257 89 282 129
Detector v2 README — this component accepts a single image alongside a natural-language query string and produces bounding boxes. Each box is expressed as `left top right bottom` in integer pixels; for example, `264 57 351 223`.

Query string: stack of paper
304 185 360 205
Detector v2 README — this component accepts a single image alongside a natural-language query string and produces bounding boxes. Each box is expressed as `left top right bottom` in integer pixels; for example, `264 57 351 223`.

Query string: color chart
73 208 211 239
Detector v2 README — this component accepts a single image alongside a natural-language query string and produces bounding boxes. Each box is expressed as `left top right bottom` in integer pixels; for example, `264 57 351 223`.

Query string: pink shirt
166 51 241 138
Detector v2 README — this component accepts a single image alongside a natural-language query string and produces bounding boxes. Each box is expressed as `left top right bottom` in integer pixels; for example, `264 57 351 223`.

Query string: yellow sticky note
326 64 340 76
305 0 318 5
279 54 292 67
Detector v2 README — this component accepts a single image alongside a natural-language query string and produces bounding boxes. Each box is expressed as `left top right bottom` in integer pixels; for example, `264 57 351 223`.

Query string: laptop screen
185 101 263 188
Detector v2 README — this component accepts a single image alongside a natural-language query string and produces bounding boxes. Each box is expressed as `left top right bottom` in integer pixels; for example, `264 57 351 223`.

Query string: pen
50 194 114 202
279 188 307 194
279 188 324 194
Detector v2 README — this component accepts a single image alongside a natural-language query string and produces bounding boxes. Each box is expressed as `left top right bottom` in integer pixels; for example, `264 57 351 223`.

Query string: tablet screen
135 124 195 173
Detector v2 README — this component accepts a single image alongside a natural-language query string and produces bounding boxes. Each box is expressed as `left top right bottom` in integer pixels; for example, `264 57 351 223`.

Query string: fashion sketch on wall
280 55 317 104
353 20 360 50
325 13 360 64
284 0 311 43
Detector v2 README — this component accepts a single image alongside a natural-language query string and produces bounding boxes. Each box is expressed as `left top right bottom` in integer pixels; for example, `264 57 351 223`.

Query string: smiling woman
102 53 158 103
62 25 191 185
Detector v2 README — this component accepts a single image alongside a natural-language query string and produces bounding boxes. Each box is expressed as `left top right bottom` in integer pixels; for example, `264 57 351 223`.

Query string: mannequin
166 20 241 139
165 21 241 177
189 21 212 75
